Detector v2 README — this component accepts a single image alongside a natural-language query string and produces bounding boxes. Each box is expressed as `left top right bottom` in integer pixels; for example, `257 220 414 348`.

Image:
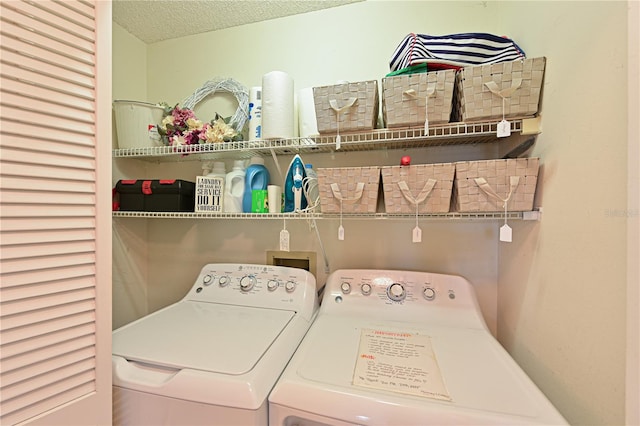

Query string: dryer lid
112 301 295 375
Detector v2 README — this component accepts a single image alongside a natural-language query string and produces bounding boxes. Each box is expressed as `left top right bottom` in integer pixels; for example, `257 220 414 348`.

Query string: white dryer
112 263 318 425
269 269 568 425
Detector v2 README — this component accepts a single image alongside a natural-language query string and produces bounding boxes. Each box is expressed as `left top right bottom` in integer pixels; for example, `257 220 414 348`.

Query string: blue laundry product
284 155 307 212
242 157 270 213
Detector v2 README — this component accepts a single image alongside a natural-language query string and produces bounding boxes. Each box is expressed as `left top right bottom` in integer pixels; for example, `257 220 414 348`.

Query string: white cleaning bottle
224 160 246 213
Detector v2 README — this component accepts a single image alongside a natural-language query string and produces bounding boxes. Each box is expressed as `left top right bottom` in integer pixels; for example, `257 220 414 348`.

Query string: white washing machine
269 269 568 425
112 263 318 425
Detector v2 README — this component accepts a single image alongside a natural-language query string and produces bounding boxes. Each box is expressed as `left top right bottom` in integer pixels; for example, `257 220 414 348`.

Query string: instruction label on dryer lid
352 329 451 401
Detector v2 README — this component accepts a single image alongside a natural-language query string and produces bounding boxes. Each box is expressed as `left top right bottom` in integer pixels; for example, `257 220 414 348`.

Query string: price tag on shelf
412 226 422 243
497 119 511 138
500 224 512 243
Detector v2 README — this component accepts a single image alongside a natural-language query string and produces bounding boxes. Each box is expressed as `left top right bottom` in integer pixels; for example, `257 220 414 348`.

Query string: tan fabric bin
313 80 379 134
316 166 380 213
453 158 539 212
453 57 546 122
382 69 456 128
381 163 455 213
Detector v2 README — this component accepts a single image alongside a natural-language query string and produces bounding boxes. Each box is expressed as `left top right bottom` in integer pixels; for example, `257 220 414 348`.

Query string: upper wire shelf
112 211 528 221
112 119 531 162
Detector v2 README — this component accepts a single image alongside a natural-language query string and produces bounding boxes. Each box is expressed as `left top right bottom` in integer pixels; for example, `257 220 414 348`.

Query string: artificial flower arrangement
157 103 243 147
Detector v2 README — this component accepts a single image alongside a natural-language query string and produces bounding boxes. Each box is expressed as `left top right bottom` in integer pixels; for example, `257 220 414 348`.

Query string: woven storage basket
316 166 380 214
382 69 456 128
453 158 539 212
313 80 379 134
381 163 455 214
453 57 546 122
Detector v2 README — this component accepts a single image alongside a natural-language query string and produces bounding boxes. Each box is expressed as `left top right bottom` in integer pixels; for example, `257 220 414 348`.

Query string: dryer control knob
423 287 436 301
202 274 213 286
340 282 351 294
267 280 279 291
240 275 256 292
218 275 230 287
387 283 406 301
361 283 372 295
285 281 296 293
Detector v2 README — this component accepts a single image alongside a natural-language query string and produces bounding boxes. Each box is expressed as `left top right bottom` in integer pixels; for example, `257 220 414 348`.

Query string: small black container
115 179 195 212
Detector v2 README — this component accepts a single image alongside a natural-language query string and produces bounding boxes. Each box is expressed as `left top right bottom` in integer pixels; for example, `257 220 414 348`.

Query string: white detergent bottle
224 160 246 213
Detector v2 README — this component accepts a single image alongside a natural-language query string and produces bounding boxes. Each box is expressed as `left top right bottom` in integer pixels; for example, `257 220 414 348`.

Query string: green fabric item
385 63 429 77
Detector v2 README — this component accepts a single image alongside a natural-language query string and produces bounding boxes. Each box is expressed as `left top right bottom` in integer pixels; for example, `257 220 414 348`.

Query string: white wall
113 1 633 424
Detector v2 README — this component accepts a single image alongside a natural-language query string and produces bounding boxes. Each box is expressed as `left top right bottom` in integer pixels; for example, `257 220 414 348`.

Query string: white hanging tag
338 225 345 241
412 226 422 243
424 94 430 135
497 97 510 138
500 224 512 242
497 119 511 138
336 134 341 150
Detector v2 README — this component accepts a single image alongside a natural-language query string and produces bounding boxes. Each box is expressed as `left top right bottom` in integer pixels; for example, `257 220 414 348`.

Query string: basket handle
484 78 523 99
474 176 520 207
329 98 358 114
330 182 365 202
402 86 436 100
398 179 437 205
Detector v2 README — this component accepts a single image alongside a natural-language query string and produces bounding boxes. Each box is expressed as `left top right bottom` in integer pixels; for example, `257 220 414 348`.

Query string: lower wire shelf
112 211 529 220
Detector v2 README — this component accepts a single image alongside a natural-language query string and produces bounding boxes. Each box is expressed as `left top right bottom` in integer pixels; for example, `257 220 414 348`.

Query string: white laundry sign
352 329 451 401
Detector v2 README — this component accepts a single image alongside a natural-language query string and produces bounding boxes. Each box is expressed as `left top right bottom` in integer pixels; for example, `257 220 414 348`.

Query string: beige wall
112 1 633 425
112 24 150 329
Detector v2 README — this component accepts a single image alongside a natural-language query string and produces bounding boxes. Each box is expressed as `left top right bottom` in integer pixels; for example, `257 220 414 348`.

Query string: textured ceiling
112 0 363 43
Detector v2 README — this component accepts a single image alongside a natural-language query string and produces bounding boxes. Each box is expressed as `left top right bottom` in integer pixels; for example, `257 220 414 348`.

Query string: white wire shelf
112 211 528 221
112 119 529 162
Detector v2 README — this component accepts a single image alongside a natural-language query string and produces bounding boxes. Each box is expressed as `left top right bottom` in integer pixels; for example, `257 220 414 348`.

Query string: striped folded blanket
389 33 526 72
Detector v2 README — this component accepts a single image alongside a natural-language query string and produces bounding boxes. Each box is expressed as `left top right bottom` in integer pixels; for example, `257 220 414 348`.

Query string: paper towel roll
262 71 294 139
248 86 262 140
297 87 318 139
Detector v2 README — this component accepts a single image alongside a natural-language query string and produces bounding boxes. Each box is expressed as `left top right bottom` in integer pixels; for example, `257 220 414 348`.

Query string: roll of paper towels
297 87 318 138
262 71 294 139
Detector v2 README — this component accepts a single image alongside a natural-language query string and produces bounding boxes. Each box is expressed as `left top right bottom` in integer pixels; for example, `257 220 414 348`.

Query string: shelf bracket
521 116 542 135
522 207 543 221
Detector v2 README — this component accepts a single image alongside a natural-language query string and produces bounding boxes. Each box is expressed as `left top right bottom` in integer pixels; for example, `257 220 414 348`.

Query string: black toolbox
115 179 195 212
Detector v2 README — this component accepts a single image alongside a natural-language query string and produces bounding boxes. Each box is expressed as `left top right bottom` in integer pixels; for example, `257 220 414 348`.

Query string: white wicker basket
313 81 379 134
316 166 380 213
453 158 539 212
453 57 546 122
381 163 455 213
382 70 456 128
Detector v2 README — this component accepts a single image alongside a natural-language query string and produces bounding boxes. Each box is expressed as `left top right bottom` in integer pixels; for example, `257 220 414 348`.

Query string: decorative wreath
158 78 250 146
182 77 249 132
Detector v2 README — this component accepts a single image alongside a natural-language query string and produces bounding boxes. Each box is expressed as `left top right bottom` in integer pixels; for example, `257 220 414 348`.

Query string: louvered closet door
0 1 112 425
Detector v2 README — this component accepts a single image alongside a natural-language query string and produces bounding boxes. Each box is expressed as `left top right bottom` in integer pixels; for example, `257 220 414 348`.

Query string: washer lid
112 301 295 375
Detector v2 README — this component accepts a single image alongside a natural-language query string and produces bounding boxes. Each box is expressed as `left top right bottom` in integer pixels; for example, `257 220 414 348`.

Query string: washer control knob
387 283 406 301
361 283 372 296
285 281 296 293
202 274 213 286
340 282 351 294
267 280 279 292
240 275 256 292
423 287 436 301
218 275 230 287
